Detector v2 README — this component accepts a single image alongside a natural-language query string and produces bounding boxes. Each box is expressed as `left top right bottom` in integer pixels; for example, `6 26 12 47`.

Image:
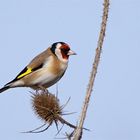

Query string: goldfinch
0 42 76 93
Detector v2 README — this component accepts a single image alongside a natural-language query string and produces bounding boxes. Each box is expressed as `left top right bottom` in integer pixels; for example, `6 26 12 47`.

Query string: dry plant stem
73 0 110 140
58 116 77 129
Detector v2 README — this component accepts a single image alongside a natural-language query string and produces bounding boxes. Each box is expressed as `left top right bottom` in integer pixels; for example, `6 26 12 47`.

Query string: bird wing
5 48 52 85
27 48 51 70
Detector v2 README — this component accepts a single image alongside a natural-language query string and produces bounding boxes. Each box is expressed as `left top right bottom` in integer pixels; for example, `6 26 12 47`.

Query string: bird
0 42 76 93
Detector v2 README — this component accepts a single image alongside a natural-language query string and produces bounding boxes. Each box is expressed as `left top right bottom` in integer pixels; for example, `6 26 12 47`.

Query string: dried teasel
24 90 77 133
33 91 61 123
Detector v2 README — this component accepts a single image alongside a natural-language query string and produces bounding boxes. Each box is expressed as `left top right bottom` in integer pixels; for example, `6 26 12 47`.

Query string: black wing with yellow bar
5 63 43 86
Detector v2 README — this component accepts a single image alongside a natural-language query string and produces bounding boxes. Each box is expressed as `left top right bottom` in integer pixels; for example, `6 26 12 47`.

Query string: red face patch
60 44 70 59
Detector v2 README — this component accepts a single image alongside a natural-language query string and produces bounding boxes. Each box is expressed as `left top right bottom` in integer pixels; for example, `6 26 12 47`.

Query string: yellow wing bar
17 67 32 79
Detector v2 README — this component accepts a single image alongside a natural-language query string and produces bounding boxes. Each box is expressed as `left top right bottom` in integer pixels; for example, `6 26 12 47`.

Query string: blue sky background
0 0 140 140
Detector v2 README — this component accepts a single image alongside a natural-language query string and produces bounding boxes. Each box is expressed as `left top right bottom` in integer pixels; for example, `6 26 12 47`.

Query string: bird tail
0 86 10 93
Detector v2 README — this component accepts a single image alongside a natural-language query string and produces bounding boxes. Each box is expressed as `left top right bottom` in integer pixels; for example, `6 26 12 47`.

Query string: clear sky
0 0 140 140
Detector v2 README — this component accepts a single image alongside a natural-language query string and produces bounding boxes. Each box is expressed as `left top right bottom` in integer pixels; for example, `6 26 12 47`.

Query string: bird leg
37 85 48 93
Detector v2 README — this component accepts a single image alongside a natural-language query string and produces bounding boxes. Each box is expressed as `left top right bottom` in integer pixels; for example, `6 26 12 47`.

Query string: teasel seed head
32 91 62 124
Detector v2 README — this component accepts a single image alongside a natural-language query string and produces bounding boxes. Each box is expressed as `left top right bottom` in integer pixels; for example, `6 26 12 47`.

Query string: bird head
50 42 76 62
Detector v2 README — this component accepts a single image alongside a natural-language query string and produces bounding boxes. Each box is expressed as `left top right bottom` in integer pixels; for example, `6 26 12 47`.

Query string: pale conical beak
67 50 77 56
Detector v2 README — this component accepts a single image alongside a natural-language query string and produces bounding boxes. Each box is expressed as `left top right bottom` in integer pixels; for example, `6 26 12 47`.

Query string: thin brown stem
73 0 110 139
58 116 77 129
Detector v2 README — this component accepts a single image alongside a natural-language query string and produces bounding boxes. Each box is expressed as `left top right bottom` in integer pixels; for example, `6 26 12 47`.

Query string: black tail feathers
0 86 10 93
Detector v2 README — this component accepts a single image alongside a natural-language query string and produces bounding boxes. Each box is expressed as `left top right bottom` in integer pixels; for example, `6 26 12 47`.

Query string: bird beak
67 50 77 56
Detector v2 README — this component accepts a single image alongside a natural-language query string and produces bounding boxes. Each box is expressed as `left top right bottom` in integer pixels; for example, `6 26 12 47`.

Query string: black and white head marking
50 42 70 63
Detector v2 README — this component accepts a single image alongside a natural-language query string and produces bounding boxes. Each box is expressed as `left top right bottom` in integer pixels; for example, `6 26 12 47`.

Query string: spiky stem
73 0 110 139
